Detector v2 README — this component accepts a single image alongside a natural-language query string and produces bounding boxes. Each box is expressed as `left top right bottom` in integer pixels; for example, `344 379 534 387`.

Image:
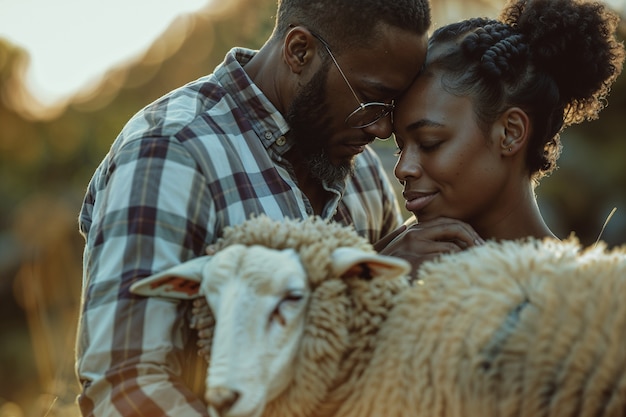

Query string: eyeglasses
308 30 395 129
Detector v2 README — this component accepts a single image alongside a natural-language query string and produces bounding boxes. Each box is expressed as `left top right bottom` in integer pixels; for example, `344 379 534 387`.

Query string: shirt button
276 136 286 146
264 132 273 140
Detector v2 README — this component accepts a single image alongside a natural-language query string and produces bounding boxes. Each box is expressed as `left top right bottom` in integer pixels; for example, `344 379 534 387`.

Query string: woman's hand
375 217 485 278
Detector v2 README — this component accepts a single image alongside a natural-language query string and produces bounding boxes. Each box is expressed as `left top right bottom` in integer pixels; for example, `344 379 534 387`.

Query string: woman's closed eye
393 140 442 156
418 140 442 152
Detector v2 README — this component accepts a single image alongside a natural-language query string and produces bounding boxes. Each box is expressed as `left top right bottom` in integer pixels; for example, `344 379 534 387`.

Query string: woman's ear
283 26 317 75
496 107 530 156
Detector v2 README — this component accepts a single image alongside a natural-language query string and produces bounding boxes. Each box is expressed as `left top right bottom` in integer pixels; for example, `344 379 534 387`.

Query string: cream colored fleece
205 216 626 417
209 215 411 417
344 237 626 417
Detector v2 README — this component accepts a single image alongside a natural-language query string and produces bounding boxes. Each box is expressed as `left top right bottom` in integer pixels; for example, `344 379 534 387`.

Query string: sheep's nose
206 386 240 416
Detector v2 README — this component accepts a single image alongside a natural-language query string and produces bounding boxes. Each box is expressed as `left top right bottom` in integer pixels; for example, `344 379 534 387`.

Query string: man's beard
285 66 354 185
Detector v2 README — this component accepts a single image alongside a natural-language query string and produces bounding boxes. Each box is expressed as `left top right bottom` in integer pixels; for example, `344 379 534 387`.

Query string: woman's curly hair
428 0 625 182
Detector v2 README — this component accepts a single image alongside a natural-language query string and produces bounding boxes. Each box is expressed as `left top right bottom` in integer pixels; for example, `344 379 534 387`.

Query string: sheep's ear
130 256 211 299
331 247 411 280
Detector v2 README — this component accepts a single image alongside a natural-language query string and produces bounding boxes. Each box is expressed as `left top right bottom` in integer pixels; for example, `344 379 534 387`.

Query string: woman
385 0 625 272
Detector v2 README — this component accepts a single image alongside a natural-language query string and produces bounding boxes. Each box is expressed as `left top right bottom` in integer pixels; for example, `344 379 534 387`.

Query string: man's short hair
273 0 431 51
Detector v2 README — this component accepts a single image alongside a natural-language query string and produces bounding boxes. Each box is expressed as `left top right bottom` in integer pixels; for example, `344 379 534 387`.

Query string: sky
1 0 625 111
0 0 211 107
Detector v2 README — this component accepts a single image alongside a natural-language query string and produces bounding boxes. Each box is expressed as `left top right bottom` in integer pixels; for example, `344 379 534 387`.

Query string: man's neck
242 43 288 115
286 150 332 216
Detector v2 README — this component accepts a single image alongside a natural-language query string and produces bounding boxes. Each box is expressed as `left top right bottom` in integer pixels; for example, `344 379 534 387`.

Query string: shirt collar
215 47 293 156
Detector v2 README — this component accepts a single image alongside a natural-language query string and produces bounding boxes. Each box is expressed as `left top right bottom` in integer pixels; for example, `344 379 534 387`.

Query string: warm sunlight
0 0 623 112
0 0 209 107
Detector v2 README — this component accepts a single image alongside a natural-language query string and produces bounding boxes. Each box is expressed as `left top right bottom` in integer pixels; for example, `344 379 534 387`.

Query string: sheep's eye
282 291 304 302
270 291 305 326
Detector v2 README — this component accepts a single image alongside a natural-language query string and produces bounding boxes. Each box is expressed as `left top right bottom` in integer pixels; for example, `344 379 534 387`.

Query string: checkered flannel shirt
76 47 402 416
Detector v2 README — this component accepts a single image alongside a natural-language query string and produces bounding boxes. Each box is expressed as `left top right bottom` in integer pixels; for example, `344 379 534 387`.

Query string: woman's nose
394 148 422 183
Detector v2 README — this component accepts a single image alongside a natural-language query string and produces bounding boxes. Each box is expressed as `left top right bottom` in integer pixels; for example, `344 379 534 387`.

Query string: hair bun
501 0 624 122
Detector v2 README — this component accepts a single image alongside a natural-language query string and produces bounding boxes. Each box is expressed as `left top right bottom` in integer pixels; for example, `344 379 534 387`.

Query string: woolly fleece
345 237 626 417
201 216 626 417
207 215 410 417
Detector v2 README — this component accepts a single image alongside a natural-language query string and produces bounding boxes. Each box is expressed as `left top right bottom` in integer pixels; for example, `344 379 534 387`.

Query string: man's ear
283 26 318 75
495 107 530 156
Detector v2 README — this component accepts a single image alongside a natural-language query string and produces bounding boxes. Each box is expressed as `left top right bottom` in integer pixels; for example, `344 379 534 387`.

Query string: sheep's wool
209 215 411 417
343 237 626 417
213 215 376 285
201 216 626 417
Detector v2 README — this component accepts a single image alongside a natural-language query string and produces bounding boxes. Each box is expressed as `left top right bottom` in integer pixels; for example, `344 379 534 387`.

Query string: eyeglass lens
346 103 394 129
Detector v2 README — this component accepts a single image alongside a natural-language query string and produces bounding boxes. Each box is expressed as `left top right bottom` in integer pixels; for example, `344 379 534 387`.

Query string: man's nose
361 113 393 140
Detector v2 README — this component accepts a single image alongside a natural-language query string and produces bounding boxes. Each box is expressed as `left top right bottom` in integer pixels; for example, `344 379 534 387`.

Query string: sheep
131 215 626 417
131 215 412 417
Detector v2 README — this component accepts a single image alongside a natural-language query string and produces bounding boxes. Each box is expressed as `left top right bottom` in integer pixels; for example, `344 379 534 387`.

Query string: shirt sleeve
76 136 211 416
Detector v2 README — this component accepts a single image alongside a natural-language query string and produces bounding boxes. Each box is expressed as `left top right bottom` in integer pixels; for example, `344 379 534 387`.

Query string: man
76 0 431 415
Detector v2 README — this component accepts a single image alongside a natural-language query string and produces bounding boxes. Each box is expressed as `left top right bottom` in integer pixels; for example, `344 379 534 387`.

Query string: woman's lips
403 191 438 212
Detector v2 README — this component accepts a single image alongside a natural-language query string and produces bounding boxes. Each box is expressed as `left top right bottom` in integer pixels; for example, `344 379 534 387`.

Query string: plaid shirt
76 47 402 416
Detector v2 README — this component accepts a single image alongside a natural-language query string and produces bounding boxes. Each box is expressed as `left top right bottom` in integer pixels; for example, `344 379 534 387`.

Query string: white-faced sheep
131 215 626 417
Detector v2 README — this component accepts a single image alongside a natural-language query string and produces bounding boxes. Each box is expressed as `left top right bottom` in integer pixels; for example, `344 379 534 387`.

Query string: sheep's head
130 240 410 417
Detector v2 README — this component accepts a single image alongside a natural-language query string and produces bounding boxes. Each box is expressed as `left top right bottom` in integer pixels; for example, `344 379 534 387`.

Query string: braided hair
428 0 624 181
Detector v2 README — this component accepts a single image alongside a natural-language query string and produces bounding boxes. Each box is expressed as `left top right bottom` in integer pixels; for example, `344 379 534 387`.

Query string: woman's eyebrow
405 119 444 132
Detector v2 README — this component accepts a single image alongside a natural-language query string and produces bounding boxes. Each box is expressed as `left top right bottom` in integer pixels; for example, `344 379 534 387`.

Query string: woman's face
392 71 511 227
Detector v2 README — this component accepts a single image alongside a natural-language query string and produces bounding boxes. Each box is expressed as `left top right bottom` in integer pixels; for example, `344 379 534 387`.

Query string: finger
374 224 407 252
382 237 467 270
391 248 463 279
391 240 465 258
406 219 484 247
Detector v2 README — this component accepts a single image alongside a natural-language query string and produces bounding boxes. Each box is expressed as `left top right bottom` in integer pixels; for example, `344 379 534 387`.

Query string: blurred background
0 0 624 415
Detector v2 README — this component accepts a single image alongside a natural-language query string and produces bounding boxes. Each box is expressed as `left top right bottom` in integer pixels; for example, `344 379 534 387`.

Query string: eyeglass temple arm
311 33 365 110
